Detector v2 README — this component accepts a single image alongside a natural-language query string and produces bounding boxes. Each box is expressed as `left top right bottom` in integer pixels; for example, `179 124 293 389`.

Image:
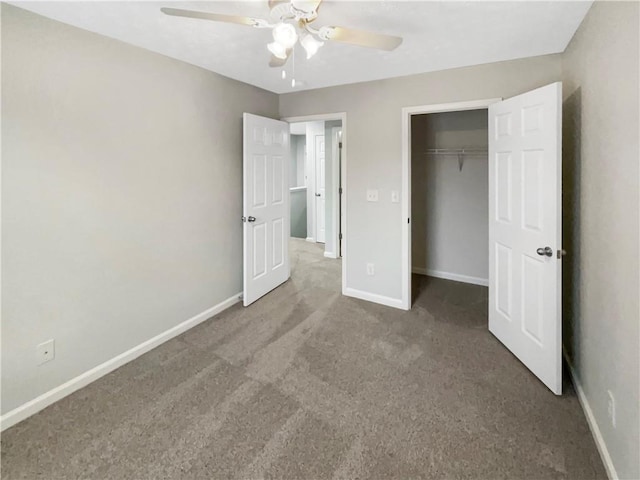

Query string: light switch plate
391 190 400 203
366 189 379 202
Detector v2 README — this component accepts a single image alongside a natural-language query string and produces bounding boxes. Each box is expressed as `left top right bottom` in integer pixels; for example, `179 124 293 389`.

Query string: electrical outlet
36 339 55 365
366 189 379 202
607 390 616 428
366 263 375 276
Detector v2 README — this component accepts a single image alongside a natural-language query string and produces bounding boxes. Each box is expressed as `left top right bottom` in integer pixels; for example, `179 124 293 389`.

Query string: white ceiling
10 1 592 94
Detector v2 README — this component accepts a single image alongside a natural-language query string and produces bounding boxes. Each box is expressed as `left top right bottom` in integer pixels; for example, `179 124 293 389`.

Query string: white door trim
327 126 342 259
282 112 347 295
400 98 502 310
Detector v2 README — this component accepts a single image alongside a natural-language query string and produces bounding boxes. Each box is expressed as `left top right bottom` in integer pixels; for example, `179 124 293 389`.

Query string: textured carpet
1 239 605 479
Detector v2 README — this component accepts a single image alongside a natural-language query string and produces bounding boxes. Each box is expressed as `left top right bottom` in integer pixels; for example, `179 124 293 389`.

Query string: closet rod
423 148 488 155
423 148 488 172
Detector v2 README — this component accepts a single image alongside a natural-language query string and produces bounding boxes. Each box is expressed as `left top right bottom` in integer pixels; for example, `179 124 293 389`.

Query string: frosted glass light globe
272 22 298 49
267 41 288 59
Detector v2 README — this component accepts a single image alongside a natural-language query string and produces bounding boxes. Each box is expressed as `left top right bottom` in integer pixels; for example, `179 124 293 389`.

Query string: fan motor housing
269 0 318 22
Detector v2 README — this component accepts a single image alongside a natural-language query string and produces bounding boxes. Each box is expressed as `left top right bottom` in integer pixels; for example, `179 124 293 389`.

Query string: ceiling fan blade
323 26 402 51
160 7 258 27
269 49 292 67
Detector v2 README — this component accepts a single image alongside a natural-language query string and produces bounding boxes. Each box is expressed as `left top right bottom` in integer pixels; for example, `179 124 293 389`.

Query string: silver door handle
536 246 553 257
315 193 321 197
247 216 256 222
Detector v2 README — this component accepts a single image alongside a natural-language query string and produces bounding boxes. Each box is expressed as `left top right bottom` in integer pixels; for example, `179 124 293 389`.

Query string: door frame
282 112 347 290
400 99 502 310
330 126 342 258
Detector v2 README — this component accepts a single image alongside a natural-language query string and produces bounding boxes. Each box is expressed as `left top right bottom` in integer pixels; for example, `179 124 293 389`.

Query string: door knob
247 216 256 222
315 193 321 197
536 246 553 257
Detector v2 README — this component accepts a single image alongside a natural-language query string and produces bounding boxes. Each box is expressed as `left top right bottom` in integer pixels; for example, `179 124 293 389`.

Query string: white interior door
488 82 562 394
243 113 290 307
315 135 326 244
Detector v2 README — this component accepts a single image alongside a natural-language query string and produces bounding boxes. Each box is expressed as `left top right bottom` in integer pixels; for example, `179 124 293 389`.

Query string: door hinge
408 218 410 224
339 233 343 240
339 187 343 194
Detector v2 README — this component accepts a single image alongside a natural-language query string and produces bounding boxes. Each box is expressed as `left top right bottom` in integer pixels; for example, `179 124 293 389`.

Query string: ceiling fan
161 0 403 67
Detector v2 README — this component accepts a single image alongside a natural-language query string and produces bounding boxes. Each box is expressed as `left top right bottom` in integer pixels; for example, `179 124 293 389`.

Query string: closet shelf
423 148 488 171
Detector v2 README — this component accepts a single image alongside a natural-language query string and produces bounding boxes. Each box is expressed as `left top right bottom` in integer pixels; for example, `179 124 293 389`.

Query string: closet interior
411 109 490 294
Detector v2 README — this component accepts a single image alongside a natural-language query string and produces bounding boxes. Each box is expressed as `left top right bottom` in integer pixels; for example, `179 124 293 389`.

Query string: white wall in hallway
305 121 324 242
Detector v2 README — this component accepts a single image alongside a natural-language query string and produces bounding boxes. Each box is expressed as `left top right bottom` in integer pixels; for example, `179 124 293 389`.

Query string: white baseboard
305 237 315 243
324 251 337 259
0 292 242 432
563 350 617 480
343 287 404 310
412 267 489 287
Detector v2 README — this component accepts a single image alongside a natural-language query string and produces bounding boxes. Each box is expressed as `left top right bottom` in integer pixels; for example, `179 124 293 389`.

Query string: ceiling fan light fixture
267 41 288 59
300 32 324 59
272 22 298 48
289 0 320 21
317 25 334 41
290 0 318 14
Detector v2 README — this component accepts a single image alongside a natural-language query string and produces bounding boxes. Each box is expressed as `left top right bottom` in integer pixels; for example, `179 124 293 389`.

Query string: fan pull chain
291 46 296 87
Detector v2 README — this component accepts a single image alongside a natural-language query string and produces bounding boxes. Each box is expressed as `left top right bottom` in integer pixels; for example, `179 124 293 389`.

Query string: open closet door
243 113 290 307
488 82 563 394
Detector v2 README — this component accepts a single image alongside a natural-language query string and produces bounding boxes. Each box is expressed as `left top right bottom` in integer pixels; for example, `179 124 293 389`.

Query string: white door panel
488 82 562 394
243 113 290 306
315 135 326 244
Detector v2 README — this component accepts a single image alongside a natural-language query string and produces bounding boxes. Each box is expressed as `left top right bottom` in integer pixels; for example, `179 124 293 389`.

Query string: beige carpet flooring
1 239 605 479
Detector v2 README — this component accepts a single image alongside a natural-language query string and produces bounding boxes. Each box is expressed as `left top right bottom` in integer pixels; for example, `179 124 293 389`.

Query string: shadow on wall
562 86 582 368
290 189 307 239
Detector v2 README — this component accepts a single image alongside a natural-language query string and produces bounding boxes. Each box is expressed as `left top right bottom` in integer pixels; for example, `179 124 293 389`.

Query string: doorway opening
408 108 490 344
411 109 490 299
284 112 347 293
287 119 343 260
402 98 501 310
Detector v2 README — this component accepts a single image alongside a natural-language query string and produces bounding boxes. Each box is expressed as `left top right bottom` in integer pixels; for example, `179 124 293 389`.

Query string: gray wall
289 134 307 239
280 54 562 301
290 189 307 239
411 111 488 282
561 2 639 478
289 134 305 188
296 136 305 187
1 4 278 414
